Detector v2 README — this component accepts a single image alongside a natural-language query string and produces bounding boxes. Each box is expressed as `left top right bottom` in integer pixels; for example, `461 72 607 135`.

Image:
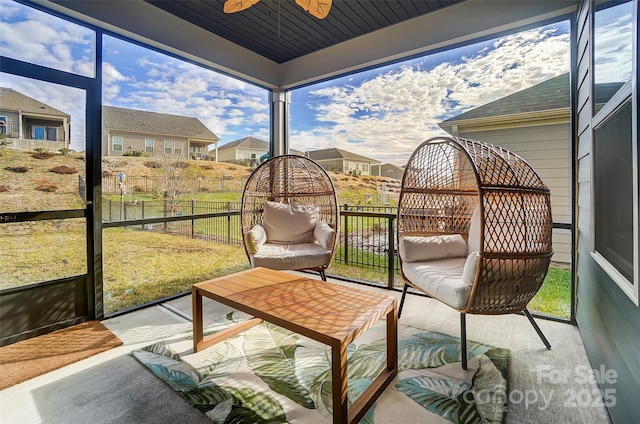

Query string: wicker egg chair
241 155 339 281
397 136 553 369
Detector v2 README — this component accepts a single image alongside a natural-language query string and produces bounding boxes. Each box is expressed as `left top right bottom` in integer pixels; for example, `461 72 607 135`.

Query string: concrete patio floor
0 273 611 423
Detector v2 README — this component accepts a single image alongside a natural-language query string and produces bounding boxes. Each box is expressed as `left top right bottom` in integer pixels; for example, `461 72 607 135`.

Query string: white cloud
291 26 570 165
0 0 94 76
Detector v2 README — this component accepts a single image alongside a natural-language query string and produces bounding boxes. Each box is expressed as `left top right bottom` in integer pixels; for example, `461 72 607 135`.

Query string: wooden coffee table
192 267 398 424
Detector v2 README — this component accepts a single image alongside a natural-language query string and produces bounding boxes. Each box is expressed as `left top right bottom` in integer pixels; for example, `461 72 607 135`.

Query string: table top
193 267 396 346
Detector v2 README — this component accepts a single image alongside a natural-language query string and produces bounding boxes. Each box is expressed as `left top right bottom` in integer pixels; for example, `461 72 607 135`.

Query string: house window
112 136 123 151
363 164 369 172
33 126 45 140
593 100 633 282
0 116 6 135
145 139 154 153
46 127 57 141
164 140 172 154
591 0 637 304
174 141 182 155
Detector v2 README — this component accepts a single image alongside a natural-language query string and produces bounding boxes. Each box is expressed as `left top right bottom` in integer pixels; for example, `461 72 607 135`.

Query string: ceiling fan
223 0 332 19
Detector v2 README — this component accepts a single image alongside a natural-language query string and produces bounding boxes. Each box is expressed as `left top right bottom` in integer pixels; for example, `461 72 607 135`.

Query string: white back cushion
263 201 319 244
467 206 481 254
399 234 468 263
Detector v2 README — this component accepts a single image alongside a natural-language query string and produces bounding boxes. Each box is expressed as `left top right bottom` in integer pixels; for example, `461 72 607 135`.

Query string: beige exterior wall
372 164 404 180
315 159 345 173
316 159 376 175
458 123 571 263
217 146 267 162
103 132 190 158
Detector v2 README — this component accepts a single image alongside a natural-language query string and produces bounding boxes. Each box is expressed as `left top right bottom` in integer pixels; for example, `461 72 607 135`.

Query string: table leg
332 342 349 424
193 286 203 352
387 306 398 370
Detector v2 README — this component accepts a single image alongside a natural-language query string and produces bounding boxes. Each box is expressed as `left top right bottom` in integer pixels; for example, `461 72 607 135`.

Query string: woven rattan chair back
241 155 339 272
397 136 554 315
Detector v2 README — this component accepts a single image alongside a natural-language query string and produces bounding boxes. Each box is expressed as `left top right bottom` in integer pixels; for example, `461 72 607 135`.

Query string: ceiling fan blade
295 0 332 19
223 0 261 14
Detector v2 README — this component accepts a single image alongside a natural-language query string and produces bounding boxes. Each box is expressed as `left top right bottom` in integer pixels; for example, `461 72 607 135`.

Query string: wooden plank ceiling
145 0 464 64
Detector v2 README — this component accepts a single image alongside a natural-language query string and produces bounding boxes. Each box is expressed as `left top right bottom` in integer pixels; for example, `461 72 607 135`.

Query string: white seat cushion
402 257 471 309
252 242 331 270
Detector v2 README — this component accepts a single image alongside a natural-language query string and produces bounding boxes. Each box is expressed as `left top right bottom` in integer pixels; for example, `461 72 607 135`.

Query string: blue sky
289 22 573 164
0 0 632 165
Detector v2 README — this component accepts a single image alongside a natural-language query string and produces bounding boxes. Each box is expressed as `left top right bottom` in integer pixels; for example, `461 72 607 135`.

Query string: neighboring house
438 73 572 263
102 106 219 159
306 148 381 176
214 136 268 165
371 163 405 180
0 87 71 151
214 136 303 165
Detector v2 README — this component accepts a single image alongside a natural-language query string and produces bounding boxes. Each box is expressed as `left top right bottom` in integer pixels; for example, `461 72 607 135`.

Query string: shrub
144 161 162 169
59 148 74 155
102 170 112 177
49 165 78 174
35 182 58 192
0 185 9 193
123 150 147 157
173 161 190 169
32 152 55 159
33 148 48 153
4 166 29 173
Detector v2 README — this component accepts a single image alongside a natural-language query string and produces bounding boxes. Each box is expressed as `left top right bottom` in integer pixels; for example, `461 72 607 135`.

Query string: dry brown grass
1 149 401 210
49 165 78 174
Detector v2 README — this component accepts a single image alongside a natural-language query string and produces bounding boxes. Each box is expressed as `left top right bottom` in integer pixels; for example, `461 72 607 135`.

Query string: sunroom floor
0 272 610 424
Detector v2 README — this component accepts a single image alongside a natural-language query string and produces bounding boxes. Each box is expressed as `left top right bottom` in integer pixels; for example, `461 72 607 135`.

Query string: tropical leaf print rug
132 312 509 424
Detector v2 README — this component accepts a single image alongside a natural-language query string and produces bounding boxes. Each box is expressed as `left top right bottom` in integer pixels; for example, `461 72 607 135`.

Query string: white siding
460 124 572 263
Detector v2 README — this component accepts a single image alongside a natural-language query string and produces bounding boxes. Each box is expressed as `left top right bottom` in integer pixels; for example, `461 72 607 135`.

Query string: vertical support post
343 212 349 265
164 198 168 232
191 199 195 238
270 89 289 156
387 214 395 289
141 200 145 230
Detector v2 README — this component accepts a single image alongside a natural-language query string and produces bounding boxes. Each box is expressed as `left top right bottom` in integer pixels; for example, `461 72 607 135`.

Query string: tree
155 155 204 216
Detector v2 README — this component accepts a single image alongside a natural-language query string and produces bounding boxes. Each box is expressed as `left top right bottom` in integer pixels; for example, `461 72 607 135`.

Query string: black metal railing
103 200 570 290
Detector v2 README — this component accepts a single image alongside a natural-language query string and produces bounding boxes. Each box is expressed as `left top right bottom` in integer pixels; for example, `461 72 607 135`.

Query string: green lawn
1 218 571 318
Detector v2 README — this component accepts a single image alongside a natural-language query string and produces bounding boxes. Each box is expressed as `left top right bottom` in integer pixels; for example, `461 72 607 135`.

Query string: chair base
459 309 551 370
400 287 551 370
398 283 409 318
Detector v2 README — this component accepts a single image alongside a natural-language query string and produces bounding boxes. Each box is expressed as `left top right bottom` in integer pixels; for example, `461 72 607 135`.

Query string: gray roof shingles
442 73 570 122
218 136 268 150
102 105 219 141
307 148 379 163
441 72 625 123
0 87 70 117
